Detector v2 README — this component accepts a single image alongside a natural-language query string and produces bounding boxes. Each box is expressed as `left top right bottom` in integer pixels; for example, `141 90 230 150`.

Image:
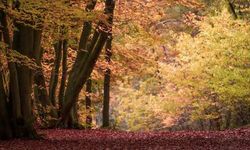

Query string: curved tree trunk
61 0 115 126
60 0 97 127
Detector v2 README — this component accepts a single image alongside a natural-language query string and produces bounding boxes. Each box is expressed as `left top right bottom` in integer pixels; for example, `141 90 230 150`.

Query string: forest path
1 128 250 150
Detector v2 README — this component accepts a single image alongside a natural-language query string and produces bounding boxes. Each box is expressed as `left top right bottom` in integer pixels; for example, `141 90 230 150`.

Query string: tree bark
49 41 63 106
0 6 25 138
0 51 12 139
102 0 115 128
0 7 22 130
228 0 238 19
60 0 97 126
0 0 44 138
58 40 68 117
103 36 112 128
61 0 115 126
61 30 108 124
13 24 41 138
0 75 12 139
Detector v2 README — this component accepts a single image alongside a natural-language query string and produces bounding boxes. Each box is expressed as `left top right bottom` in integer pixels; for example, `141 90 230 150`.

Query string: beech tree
60 0 116 127
0 0 94 138
102 2 114 127
0 0 43 138
58 40 68 117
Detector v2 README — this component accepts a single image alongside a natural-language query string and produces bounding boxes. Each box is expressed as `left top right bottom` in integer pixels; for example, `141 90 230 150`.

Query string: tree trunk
61 0 115 126
0 0 43 138
103 37 112 128
228 0 238 19
0 8 23 135
60 0 97 126
58 40 68 117
1 7 25 138
0 52 12 139
102 0 115 128
0 77 12 139
62 30 108 124
225 109 231 129
103 68 111 127
72 102 79 127
13 24 41 138
85 78 92 128
0 30 2 41
49 41 63 106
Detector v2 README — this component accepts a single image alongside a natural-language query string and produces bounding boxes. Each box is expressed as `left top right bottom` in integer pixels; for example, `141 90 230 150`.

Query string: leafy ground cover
1 128 250 150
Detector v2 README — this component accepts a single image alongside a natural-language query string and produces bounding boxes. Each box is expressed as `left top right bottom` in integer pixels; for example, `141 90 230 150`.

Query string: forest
0 0 250 149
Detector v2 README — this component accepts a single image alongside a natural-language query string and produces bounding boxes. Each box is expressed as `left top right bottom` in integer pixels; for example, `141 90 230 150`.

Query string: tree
102 2 114 127
0 0 44 138
58 40 68 117
0 0 87 138
165 10 250 130
102 38 112 128
0 47 12 139
49 41 63 106
60 0 116 127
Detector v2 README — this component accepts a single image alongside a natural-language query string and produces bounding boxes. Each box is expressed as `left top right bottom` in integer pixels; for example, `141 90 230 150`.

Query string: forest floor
1 128 250 150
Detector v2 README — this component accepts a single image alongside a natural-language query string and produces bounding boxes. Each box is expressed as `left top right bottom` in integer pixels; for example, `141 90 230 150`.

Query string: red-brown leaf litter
1 128 250 150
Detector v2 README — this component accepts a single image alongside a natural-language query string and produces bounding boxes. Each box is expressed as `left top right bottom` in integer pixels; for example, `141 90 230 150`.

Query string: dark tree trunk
0 8 22 136
0 55 12 139
72 102 79 127
60 0 97 126
0 33 2 41
102 0 115 128
103 68 111 127
49 41 63 106
228 0 238 19
0 0 44 139
225 110 231 129
62 30 108 125
85 78 92 128
13 24 42 138
103 37 112 128
0 7 24 138
0 82 12 139
58 40 68 117
61 0 115 126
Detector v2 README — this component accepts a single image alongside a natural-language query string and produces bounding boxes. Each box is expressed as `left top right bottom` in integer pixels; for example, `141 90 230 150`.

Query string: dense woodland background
0 0 250 140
